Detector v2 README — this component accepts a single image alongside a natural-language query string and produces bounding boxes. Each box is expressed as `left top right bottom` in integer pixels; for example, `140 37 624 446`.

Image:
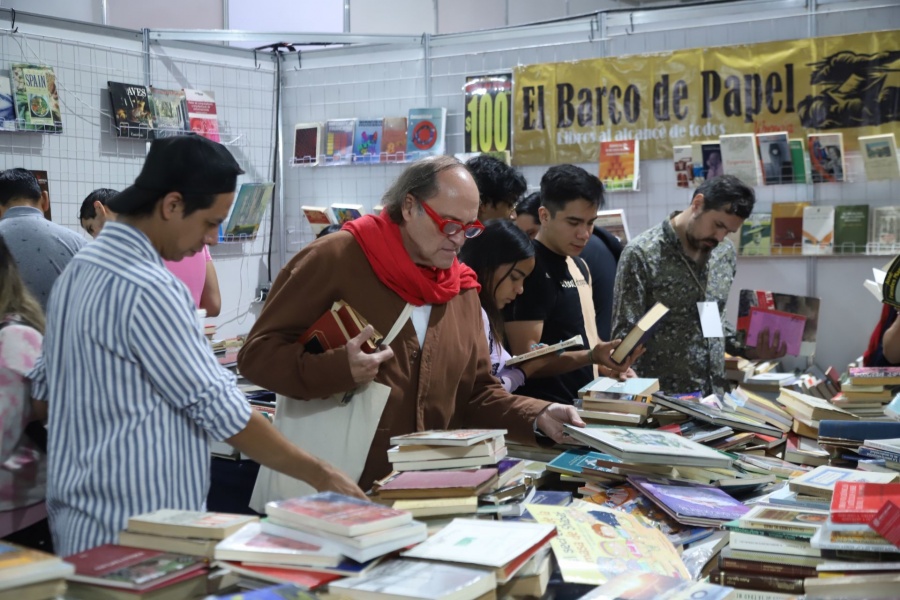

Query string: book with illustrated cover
292 123 322 166
328 559 497 600
223 182 274 239
213 585 320 600
265 492 412 537
673 145 692 188
595 209 630 245
108 81 153 138
330 203 365 225
628 476 750 525
719 133 761 187
64 544 206 590
771 201 810 254
0 75 16 131
11 64 62 132
690 141 708 186
183 88 220 142
353 119 383 164
389 430 507 447
736 290 819 356
301 205 334 235
834 205 869 254
737 504 828 536
126 509 258 540
789 465 899 499
870 206 900 251
299 300 382 355
611 301 669 364
801 205 835 255
746 307 807 356
149 87 188 138
0 540 72 582
809 132 845 183
757 132 793 185
381 117 407 162
578 377 660 400
789 138 809 183
739 212 771 256
213 523 341 567
651 392 783 437
504 335 584 366
562 425 732 468
324 119 356 165
407 108 446 160
859 134 900 181
598 140 639 192
701 141 723 181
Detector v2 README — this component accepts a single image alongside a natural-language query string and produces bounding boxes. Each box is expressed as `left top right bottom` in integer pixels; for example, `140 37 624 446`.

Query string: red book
376 468 499 499
870 500 900 548
64 544 206 591
299 300 382 354
264 492 412 537
830 481 900 524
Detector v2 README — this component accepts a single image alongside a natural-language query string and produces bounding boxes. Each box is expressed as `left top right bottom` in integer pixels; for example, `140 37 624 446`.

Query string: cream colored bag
249 303 413 512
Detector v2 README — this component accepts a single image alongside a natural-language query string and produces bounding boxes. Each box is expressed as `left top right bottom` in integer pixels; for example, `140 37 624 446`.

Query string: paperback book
719 133 761 187
107 81 153 138
353 119 383 164
292 123 322 166
11 64 62 132
869 206 900 252
381 117 408 162
126 509 258 540
595 209 630 245
64 544 206 591
389 430 507 447
700 141 723 181
610 301 669 364
757 132 793 185
328 558 497 600
598 140 639 192
746 307 807 356
629 476 750 526
330 203 365 225
324 119 356 165
859 133 900 181
801 205 835 255
265 492 412 537
673 145 692 188
736 290 819 356
223 182 274 239
301 206 334 235
789 138 809 183
149 87 188 138
771 201 810 255
789 465 900 499
299 300 382 355
739 213 772 256
834 204 869 254
184 88 220 142
504 335 584 366
562 425 733 468
0 74 15 131
407 108 446 160
809 132 845 183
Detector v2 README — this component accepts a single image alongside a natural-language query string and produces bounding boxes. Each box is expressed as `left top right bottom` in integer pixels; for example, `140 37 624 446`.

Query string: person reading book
28 135 365 556
465 154 526 221
612 175 785 396
238 156 585 490
503 164 636 405
459 219 535 392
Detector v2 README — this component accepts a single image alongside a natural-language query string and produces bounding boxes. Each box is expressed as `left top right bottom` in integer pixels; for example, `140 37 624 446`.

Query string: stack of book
385 429 508 471
0 542 74 600
328 558 498 600
857 437 900 471
777 387 858 439
832 379 896 419
373 467 501 521
576 376 658 426
117 509 259 558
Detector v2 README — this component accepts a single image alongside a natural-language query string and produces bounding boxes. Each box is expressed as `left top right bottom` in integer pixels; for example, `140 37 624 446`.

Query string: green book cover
740 213 772 256
834 205 869 254
789 139 807 183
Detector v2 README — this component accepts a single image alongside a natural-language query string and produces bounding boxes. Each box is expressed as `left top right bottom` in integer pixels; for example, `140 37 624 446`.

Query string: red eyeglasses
419 199 485 239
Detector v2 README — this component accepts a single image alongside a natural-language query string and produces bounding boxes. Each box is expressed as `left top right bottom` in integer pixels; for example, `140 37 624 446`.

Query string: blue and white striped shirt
28 222 251 556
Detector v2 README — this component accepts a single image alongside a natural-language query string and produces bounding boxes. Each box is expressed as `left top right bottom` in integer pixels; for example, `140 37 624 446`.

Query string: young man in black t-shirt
503 165 634 404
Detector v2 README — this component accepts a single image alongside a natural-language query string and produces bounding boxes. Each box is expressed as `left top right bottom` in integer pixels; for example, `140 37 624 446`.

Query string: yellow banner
513 31 900 163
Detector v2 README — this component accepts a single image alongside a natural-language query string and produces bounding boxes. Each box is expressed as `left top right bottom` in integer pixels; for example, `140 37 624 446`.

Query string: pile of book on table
0 542 73 600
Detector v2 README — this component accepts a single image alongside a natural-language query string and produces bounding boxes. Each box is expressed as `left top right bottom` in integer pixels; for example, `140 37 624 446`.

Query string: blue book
857 446 900 463
353 118 383 164
818 420 900 442
546 448 617 477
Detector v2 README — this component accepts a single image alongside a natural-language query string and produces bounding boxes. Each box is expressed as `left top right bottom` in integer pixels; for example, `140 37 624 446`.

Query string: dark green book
789 139 808 183
833 205 869 254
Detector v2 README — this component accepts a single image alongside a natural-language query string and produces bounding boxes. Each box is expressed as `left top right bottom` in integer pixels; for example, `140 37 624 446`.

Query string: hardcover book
598 140 639 192
64 544 206 590
859 133 900 181
108 81 153 138
375 468 498 499
265 492 412 537
353 119 383 164
808 132 845 183
381 117 408 162
299 300 383 355
292 122 322 166
407 108 446 160
301 205 334 235
801 205 835 255
771 201 810 255
757 132 793 185
223 182 274 239
149 87 188 138
610 301 669 364
834 205 869 254
719 133 761 187
324 119 356 165
562 425 733 468
10 64 62 132
0 75 15 131
330 203 365 225
595 208 630 245
739 213 772 256
789 138 809 183
183 88 220 142
831 481 900 524
126 509 258 540
328 558 497 600
673 144 692 188
389 430 506 447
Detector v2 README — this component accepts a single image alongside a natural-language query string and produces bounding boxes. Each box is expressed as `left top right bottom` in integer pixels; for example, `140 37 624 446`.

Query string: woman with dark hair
459 219 535 392
0 235 50 550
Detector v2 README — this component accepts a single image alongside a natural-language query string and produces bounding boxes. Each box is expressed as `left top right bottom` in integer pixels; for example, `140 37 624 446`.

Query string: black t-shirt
503 240 594 404
578 227 622 341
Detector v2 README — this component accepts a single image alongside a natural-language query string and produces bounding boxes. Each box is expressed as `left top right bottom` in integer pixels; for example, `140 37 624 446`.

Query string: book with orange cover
299 300 382 354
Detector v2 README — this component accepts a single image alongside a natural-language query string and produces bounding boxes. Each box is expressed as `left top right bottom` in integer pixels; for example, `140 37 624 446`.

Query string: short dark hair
465 155 527 210
540 164 604 216
316 223 343 238
0 169 42 206
79 188 119 220
515 192 541 220
122 191 216 218
694 174 755 219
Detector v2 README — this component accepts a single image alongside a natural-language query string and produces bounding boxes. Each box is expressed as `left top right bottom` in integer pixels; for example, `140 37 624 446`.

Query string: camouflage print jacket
611 213 741 395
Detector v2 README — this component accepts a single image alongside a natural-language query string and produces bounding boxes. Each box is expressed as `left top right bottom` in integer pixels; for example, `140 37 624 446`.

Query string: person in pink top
0 236 50 550
80 188 222 316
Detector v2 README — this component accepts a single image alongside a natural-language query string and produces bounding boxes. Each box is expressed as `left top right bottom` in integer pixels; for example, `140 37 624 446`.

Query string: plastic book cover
183 88 220 142
859 134 900 181
719 133 760 187
223 183 274 239
149 87 188 138
108 81 153 139
292 123 321 166
330 204 365 225
324 119 356 165
266 492 411 535
739 212 771 256
746 307 807 356
757 132 793 185
736 290 819 356
808 133 845 183
407 108 446 160
801 205 835 255
701 142 723 181
353 119 383 164
599 140 639 192
11 64 63 132
833 205 868 254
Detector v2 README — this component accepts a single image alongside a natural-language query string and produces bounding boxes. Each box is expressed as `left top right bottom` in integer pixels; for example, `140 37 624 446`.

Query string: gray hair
382 155 464 223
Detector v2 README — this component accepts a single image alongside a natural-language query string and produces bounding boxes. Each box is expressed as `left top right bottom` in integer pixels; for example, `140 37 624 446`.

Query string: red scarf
344 212 480 306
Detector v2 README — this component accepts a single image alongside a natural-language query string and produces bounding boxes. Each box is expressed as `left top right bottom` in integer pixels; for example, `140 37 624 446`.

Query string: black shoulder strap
0 318 48 453
572 255 591 285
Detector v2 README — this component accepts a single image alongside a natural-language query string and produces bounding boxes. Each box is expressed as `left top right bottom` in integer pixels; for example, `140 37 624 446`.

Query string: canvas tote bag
249 303 414 512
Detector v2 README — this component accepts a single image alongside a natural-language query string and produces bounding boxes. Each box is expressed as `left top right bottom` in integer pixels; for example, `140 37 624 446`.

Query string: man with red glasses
238 156 584 491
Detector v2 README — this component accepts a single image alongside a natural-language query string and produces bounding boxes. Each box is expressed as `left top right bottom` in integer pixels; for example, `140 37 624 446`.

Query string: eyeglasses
418 199 484 239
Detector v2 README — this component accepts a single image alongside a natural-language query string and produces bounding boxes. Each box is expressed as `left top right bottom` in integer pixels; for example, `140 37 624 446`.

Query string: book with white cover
126 509 258 540
859 133 900 181
719 133 761 186
788 465 899 498
802 205 835 255
214 522 342 567
390 430 507 447
261 519 426 564
265 492 412 537
562 425 732 468
505 335 584 366
329 558 497 600
390 447 508 472
387 438 505 463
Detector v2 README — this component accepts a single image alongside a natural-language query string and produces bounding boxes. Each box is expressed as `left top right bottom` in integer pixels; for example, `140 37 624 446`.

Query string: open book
505 335 584 367
611 302 669 364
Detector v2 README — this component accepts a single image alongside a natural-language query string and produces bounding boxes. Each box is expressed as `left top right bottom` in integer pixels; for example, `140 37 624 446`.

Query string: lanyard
675 250 708 298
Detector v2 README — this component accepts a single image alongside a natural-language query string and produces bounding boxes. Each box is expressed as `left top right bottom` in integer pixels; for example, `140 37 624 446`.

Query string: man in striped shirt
28 135 365 556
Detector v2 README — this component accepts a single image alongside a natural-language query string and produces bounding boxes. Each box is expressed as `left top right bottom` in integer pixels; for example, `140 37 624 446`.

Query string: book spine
858 446 900 463
718 556 818 578
729 532 819 557
870 501 900 549
709 569 804 594
725 524 811 541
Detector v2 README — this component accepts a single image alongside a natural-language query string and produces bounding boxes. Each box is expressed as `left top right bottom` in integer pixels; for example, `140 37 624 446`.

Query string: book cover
223 182 274 239
388 439 504 463
376 468 498 499
562 425 732 468
64 544 206 590
330 203 365 225
610 301 669 364
389 448 507 472
859 134 900 181
215 560 340 589
149 87 188 138
183 88 220 142
213 523 341 567
547 448 612 477
505 335 584 366
738 505 828 536
789 465 900 498
629 476 750 522
596 208 630 245
127 509 258 540
801 205 835 255
526 504 688 585
265 492 412 537
757 132 793 185
0 541 67 581
788 138 809 183
719 133 761 187
673 144 692 188
299 300 382 355
834 205 869 254
0 75 17 131
771 201 810 255
809 133 845 183
11 64 62 133
328 558 496 600
389 429 506 447
598 140 639 192
353 119 383 164
870 500 900 548
585 572 733 600
690 141 708 186
870 206 900 251
736 290 819 356
324 119 356 165
301 205 334 235
831 481 900 524
382 117 408 162
117 530 217 557
701 141 724 182
108 81 153 139
578 376 659 398
739 212 771 256
261 519 426 564
407 108 447 160
746 307 807 356
292 123 322 166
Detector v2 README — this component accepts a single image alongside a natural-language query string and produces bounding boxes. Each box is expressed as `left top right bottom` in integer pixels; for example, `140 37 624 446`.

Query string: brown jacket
238 231 551 488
